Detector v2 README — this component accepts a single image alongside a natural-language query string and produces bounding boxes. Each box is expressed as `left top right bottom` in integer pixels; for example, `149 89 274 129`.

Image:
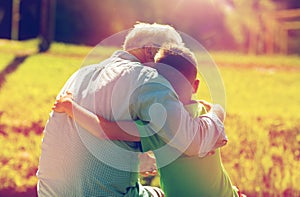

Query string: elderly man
37 23 226 196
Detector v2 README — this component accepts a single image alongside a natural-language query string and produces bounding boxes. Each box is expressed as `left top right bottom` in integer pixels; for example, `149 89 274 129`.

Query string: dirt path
0 54 30 89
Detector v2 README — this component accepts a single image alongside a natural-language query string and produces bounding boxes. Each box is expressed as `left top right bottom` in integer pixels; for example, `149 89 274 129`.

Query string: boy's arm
52 92 140 141
53 94 157 175
97 115 140 141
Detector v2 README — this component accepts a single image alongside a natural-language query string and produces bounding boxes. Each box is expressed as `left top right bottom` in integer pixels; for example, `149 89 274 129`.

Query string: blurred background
0 0 300 197
0 0 300 54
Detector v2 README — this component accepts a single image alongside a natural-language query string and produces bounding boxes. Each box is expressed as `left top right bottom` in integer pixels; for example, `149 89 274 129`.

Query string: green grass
0 39 39 53
220 67 300 118
0 53 15 71
0 39 299 196
0 54 81 126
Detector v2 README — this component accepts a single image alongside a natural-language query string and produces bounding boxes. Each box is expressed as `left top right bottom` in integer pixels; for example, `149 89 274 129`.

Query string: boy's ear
192 79 200 94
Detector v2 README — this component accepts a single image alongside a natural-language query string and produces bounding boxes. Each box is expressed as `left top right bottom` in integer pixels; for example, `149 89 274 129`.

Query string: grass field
0 39 299 197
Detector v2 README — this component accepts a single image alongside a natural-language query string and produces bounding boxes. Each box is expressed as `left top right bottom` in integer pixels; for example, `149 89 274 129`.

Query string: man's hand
198 100 227 155
198 100 225 122
198 100 213 112
211 104 225 122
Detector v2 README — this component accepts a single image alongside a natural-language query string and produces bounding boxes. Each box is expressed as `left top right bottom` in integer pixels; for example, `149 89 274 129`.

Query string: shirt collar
112 50 140 63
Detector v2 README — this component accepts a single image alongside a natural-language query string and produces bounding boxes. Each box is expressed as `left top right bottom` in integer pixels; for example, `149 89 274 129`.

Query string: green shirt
137 101 237 197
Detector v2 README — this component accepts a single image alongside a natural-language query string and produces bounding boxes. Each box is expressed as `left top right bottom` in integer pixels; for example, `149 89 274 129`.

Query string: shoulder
136 66 175 91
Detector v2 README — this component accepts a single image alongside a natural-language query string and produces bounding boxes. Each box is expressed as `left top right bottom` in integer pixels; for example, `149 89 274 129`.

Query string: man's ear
144 47 158 62
192 79 200 94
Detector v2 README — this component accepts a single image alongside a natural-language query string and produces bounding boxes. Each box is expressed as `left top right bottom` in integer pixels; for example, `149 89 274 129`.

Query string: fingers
138 152 157 177
52 96 66 113
140 168 158 177
198 100 213 111
52 102 60 112
65 90 73 97
148 169 157 176
66 90 73 96
56 91 73 104
206 150 216 156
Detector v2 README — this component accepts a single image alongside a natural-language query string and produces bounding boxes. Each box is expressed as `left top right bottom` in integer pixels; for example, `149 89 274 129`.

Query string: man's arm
131 81 227 157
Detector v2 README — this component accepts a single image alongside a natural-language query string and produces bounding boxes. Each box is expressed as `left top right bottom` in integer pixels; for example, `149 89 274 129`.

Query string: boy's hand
52 91 73 115
139 151 157 177
198 101 227 153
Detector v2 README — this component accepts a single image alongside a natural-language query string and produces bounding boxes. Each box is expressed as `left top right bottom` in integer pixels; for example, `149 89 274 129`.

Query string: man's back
37 51 165 196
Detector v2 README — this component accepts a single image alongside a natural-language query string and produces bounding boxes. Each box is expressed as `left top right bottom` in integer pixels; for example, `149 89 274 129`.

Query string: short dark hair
154 44 197 83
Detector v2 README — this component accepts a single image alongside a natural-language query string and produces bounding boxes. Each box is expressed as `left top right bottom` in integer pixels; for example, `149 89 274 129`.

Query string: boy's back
138 45 237 196
138 102 236 196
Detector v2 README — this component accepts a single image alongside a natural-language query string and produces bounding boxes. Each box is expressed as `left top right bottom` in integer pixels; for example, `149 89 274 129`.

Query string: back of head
154 44 197 84
123 22 184 51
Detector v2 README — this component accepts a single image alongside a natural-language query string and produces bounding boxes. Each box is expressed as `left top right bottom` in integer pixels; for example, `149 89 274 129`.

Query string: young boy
53 44 242 196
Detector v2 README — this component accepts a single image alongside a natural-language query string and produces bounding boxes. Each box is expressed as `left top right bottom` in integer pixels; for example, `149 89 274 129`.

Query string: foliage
4 1 299 53
0 40 299 196
53 0 285 53
211 52 300 67
219 0 277 52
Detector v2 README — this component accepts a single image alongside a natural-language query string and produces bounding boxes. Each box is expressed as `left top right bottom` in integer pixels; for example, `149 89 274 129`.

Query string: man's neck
127 49 146 63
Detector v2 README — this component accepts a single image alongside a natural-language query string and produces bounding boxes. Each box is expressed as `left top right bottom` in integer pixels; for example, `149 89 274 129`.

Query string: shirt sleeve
131 81 226 157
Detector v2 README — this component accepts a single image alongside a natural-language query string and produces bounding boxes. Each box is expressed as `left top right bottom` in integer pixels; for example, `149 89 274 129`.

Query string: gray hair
123 22 184 51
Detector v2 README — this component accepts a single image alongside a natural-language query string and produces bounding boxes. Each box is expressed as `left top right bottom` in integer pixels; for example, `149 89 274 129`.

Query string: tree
217 0 277 54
